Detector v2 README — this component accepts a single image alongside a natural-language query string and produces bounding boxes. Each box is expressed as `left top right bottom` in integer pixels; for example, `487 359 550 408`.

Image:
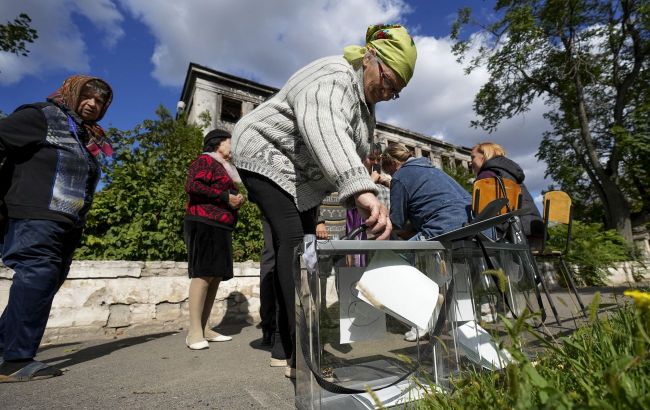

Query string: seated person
381 143 472 341
381 143 471 241
470 142 544 248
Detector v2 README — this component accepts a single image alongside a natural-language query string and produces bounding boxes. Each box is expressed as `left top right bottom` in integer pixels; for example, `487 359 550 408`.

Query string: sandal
0 360 62 383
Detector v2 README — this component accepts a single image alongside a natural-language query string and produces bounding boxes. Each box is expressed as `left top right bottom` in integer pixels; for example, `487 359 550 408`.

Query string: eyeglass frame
377 61 400 100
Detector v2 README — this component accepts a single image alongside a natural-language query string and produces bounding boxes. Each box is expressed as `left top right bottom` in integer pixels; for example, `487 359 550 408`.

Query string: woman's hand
229 193 245 209
354 192 391 240
371 172 391 188
315 221 328 239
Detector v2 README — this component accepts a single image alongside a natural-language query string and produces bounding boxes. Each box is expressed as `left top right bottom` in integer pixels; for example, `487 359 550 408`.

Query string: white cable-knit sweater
232 56 378 211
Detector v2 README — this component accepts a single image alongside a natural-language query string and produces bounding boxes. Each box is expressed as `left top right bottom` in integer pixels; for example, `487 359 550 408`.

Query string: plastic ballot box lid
356 250 439 330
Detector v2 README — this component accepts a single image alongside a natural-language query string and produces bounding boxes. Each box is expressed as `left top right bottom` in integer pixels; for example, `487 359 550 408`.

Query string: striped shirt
232 56 378 211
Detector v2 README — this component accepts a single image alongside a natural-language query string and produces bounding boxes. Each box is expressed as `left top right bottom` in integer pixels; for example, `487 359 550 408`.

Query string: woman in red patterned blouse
184 129 245 350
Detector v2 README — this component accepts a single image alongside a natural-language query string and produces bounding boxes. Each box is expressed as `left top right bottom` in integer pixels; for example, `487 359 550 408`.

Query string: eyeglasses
377 61 400 100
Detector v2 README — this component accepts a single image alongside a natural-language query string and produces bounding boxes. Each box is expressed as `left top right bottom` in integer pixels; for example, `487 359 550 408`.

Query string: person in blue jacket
381 142 471 241
0 75 113 382
380 142 472 342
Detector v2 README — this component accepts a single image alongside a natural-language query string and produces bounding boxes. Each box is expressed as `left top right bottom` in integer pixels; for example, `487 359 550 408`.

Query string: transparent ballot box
295 238 460 410
442 240 544 382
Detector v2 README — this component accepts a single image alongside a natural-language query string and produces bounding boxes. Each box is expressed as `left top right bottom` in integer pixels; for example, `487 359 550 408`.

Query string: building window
221 96 242 123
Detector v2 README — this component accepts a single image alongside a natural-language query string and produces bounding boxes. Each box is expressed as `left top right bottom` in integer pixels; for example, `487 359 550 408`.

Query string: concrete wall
0 259 646 345
537 260 648 288
0 261 263 345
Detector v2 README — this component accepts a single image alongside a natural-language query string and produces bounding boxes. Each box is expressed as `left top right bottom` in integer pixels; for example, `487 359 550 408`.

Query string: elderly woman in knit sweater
232 24 417 378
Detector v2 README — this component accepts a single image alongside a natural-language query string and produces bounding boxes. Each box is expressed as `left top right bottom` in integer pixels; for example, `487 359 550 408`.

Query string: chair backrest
541 190 573 254
472 177 522 216
543 191 571 225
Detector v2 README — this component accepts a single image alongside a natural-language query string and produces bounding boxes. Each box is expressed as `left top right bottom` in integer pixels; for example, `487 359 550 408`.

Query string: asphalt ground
0 286 637 409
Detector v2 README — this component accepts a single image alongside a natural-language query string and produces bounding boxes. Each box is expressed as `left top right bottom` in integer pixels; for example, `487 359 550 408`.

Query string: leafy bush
443 163 474 193
232 183 264 262
76 107 265 262
77 107 202 260
419 294 650 409
546 221 632 285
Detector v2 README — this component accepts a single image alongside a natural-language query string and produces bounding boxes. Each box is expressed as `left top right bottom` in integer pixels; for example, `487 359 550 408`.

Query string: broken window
221 96 242 123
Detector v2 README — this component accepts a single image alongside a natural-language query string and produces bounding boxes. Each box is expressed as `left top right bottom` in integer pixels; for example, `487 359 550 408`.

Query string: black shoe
261 331 273 347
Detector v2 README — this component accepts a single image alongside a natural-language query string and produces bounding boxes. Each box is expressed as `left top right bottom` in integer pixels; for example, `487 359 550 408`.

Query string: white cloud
0 0 554 196
0 0 123 86
74 0 124 48
118 0 408 87
116 0 554 195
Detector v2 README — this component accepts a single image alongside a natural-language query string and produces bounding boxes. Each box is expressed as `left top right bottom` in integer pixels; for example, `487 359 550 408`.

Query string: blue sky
0 0 551 203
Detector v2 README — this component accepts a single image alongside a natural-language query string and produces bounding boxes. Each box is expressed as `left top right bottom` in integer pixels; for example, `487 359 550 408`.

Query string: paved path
0 323 295 409
0 286 637 409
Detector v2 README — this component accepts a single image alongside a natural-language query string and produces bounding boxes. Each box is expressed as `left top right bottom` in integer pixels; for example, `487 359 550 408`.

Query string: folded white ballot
456 321 513 370
355 250 439 330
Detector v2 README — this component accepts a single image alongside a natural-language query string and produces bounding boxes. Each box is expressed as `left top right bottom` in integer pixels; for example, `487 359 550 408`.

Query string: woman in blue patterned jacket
0 75 113 382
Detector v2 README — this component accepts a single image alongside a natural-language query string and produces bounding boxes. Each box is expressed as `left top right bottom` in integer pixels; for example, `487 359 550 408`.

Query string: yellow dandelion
624 289 650 310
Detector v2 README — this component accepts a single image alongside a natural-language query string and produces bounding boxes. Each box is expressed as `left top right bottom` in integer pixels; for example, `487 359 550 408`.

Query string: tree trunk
569 138 633 241
571 65 634 242
601 182 634 242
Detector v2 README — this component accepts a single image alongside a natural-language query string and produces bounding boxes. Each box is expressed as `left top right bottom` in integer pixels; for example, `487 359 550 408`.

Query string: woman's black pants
240 170 316 368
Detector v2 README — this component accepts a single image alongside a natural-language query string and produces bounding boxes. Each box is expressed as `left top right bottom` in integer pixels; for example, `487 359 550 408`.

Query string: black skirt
184 219 234 280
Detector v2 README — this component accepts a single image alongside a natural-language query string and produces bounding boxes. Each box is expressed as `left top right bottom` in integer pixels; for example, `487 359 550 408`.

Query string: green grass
409 295 650 409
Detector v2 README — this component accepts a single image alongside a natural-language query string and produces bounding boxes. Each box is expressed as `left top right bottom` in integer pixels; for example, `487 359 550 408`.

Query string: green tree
452 0 650 241
77 107 265 261
444 163 474 193
77 107 204 260
1 13 38 56
231 184 264 262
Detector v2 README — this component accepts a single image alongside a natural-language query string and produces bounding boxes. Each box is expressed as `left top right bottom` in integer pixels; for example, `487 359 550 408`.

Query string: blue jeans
0 219 82 360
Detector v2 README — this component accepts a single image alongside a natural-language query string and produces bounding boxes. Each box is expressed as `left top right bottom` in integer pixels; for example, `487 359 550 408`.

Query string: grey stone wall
0 260 263 345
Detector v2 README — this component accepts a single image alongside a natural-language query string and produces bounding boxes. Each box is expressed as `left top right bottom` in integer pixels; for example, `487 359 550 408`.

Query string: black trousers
259 216 277 334
240 170 316 367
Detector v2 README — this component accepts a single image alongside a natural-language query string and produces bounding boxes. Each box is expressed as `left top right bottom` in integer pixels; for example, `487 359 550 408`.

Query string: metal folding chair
533 191 587 318
472 177 561 325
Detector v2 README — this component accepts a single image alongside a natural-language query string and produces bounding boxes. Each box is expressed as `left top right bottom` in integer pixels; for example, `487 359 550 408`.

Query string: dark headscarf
47 75 113 156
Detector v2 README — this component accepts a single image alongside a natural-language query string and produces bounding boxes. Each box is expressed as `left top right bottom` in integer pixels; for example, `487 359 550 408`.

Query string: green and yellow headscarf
344 24 417 85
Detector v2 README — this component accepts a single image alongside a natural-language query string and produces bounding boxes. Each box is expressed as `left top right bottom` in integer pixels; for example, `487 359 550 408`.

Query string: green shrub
546 221 632 286
77 107 203 261
77 107 265 262
418 295 650 409
232 184 264 262
443 163 474 193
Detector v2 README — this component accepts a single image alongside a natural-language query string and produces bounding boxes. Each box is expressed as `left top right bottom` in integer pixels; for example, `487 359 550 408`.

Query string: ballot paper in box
355 250 440 331
456 321 513 370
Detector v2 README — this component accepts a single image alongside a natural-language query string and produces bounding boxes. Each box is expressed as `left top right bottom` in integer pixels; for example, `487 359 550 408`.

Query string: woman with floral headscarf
0 75 113 382
232 24 417 378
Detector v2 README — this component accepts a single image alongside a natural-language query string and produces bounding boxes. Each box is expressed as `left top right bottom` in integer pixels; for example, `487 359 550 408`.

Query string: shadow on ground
42 331 175 369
